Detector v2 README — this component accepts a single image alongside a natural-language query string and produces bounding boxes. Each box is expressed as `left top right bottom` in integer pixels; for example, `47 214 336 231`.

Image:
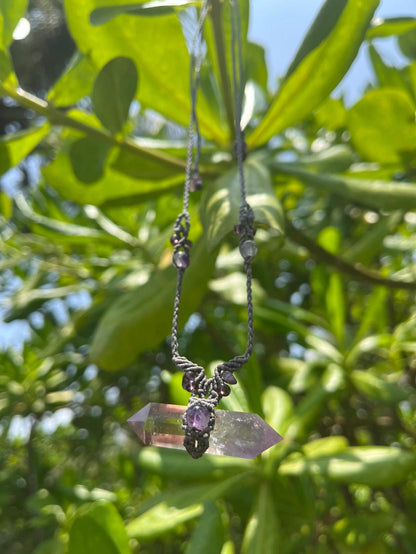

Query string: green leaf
398 28 416 60
326 273 345 347
0 124 50 176
92 57 138 134
273 164 416 211
65 0 227 144
90 237 217 370
245 42 268 91
69 138 111 183
369 45 409 89
241 483 280 554
279 446 416 487
248 0 380 146
185 501 224 554
68 502 131 554
137 447 252 480
348 89 416 164
48 52 95 107
90 1 200 25
0 0 28 47
351 370 408 405
367 17 416 39
314 98 347 131
43 140 183 207
0 47 17 88
295 145 354 173
284 0 347 79
303 436 349 458
200 155 284 250
262 386 293 436
126 472 252 540
0 190 12 220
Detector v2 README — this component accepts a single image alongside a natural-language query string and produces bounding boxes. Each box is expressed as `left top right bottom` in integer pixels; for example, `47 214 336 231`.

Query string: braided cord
170 0 257 458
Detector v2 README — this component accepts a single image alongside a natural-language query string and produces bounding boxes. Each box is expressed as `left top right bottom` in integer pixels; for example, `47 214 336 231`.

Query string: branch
210 0 236 143
2 86 219 175
285 220 416 291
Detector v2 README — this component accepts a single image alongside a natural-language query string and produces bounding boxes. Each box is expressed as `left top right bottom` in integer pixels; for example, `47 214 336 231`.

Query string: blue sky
249 0 416 104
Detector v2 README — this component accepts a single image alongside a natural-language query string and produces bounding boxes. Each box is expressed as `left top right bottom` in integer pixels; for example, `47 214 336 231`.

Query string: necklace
128 0 283 459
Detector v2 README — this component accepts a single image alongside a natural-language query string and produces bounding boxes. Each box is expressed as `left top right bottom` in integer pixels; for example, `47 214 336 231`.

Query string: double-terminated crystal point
128 403 283 459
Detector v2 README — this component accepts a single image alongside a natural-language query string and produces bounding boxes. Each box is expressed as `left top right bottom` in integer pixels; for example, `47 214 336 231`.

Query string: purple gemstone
182 373 197 393
186 405 211 431
190 172 203 191
222 370 237 385
234 224 242 235
239 239 258 260
170 235 179 246
173 251 189 269
219 384 231 397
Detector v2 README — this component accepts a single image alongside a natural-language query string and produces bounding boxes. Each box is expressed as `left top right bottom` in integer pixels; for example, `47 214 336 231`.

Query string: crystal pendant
128 403 283 459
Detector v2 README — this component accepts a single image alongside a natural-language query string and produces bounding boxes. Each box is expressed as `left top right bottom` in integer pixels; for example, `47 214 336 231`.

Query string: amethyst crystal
222 370 237 385
219 384 231 397
127 403 283 458
239 239 258 260
186 405 211 431
182 373 197 393
173 251 190 269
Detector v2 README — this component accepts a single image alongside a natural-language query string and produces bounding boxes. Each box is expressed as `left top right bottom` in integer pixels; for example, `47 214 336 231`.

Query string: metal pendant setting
128 403 283 459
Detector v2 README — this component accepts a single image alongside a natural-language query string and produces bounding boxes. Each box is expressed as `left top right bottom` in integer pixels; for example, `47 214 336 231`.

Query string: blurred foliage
1 0 416 553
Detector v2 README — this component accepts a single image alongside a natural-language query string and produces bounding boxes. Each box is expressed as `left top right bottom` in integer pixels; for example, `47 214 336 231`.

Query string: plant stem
210 0 236 144
286 220 416 291
1 85 220 174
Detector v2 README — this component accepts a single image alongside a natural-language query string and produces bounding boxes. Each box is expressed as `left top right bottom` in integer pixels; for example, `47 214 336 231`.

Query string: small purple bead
186 405 211 431
173 251 190 269
219 384 231 397
170 235 179 246
234 224 242 235
182 373 197 393
190 171 203 191
222 370 237 385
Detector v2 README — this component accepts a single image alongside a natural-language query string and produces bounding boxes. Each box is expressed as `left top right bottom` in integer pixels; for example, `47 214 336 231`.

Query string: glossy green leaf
369 45 408 89
126 472 252 540
0 190 12 220
326 273 345 347
200 155 284 250
69 138 111 183
314 97 347 131
303 436 349 458
92 57 138 134
245 42 268 91
48 52 95 107
90 238 217 370
273 163 416 211
0 0 28 47
348 89 416 164
0 124 50 176
241 483 280 554
295 145 354 173
280 446 416 487
284 0 347 79
248 0 379 146
68 502 131 554
65 0 227 144
137 447 251 480
398 28 416 60
262 386 293 436
90 1 200 25
0 47 17 88
367 17 416 39
351 370 407 404
43 141 183 207
185 501 224 554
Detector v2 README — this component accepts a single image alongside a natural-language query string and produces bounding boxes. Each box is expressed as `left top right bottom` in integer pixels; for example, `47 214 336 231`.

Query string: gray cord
171 0 257 458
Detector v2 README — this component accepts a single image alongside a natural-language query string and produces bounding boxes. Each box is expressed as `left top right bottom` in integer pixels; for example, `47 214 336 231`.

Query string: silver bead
239 239 258 260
